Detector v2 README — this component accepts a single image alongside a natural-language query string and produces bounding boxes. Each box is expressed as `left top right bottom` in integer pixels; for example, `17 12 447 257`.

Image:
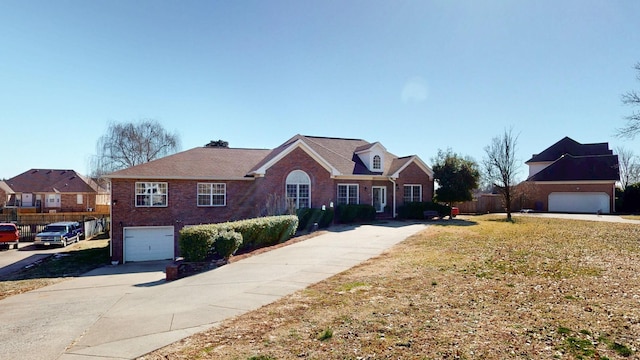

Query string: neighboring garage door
124 226 174 262
548 192 610 214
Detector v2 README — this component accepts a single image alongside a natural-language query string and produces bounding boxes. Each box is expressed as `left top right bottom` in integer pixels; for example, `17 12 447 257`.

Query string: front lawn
142 215 640 359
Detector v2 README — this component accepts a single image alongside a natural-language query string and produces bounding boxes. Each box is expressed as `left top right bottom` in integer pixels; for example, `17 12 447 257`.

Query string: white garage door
124 226 174 262
548 192 610 214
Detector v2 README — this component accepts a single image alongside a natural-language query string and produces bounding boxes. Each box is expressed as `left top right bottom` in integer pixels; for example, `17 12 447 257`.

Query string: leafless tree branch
616 62 640 139
483 128 521 221
90 119 181 178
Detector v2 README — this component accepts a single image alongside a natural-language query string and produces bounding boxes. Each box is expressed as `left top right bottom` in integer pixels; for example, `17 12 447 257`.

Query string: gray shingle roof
526 136 612 163
6 169 98 193
106 147 272 179
106 135 425 179
528 154 619 182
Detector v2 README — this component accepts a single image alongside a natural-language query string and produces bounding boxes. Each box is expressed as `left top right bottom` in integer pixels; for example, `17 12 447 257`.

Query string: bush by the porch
296 207 334 231
397 202 452 220
335 204 376 223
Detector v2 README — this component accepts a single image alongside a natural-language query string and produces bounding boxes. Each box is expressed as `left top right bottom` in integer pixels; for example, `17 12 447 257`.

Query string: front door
372 186 387 213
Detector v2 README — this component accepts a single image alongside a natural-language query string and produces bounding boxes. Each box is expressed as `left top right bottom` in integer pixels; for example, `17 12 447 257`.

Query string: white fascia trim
354 142 387 154
106 175 256 181
391 156 434 178
529 180 617 185
334 175 388 181
251 139 340 176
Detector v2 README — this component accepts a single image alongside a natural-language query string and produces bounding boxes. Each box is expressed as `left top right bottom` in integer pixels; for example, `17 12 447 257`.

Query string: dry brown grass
143 216 640 359
0 238 109 300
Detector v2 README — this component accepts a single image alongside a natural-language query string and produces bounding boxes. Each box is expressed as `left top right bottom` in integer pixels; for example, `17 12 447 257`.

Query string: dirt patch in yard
141 216 640 359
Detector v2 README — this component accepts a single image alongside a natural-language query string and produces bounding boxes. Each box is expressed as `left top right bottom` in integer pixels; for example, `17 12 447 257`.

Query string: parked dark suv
34 221 83 247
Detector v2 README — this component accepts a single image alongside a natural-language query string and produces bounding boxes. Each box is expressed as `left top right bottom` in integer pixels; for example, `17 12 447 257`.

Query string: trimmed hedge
335 204 376 223
296 207 334 231
213 230 243 260
178 227 215 262
179 215 299 259
397 202 452 220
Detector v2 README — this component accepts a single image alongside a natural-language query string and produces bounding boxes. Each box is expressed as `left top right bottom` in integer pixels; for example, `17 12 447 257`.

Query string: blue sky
2 0 640 180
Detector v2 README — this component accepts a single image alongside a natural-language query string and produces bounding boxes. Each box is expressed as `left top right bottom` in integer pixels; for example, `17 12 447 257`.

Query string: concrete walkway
0 221 427 360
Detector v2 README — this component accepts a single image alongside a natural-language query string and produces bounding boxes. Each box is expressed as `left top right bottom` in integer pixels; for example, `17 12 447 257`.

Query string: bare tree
617 62 640 139
91 119 181 177
483 128 520 221
616 146 640 190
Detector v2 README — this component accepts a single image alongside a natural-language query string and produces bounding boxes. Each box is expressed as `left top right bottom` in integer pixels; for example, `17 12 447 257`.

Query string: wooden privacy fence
455 194 505 214
0 211 109 224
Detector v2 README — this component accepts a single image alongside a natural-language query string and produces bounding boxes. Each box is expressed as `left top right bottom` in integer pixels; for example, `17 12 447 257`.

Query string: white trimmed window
337 184 359 205
372 155 381 170
46 193 61 208
403 184 422 203
135 182 168 207
286 170 311 209
197 183 226 206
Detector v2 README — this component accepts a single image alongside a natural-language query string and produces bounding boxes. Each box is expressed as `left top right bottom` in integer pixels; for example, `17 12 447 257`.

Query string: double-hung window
403 184 422 203
197 183 226 206
337 184 359 205
135 182 168 207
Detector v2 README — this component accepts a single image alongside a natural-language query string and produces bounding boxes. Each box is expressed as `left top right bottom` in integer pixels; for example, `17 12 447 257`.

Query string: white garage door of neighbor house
548 192 610 214
124 226 174 262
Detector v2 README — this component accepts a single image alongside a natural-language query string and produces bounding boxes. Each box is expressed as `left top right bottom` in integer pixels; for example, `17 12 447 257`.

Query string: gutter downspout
389 177 397 218
613 182 616 213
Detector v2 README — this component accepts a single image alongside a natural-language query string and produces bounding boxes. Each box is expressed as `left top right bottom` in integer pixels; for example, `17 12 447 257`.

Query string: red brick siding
263 147 334 208
520 182 616 212
109 152 436 262
396 162 434 204
59 193 97 213
110 178 262 263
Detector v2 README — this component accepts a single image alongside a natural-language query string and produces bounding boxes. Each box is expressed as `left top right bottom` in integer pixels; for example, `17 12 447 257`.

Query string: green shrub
336 204 376 223
296 207 334 231
178 227 216 262
184 215 299 254
397 202 452 220
212 230 243 260
623 183 640 212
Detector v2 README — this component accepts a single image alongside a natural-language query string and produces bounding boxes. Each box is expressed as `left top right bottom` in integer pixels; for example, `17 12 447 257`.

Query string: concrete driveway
0 221 427 360
515 212 640 224
0 242 76 278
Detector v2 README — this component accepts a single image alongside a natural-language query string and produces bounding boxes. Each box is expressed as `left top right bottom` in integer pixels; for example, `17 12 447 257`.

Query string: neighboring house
0 181 11 208
105 134 434 263
3 169 110 213
523 137 619 213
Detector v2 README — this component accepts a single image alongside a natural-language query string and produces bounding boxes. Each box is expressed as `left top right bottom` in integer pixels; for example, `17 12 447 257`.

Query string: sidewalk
0 221 427 360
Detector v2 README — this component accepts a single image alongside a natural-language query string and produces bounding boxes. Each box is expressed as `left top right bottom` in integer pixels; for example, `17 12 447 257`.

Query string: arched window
372 155 382 170
286 170 311 209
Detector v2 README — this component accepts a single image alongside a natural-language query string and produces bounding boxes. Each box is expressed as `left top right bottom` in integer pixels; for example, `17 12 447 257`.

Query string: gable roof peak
526 136 612 163
300 134 366 142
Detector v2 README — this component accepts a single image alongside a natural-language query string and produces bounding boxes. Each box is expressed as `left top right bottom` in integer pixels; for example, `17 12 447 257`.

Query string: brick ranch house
105 135 434 263
521 137 619 213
